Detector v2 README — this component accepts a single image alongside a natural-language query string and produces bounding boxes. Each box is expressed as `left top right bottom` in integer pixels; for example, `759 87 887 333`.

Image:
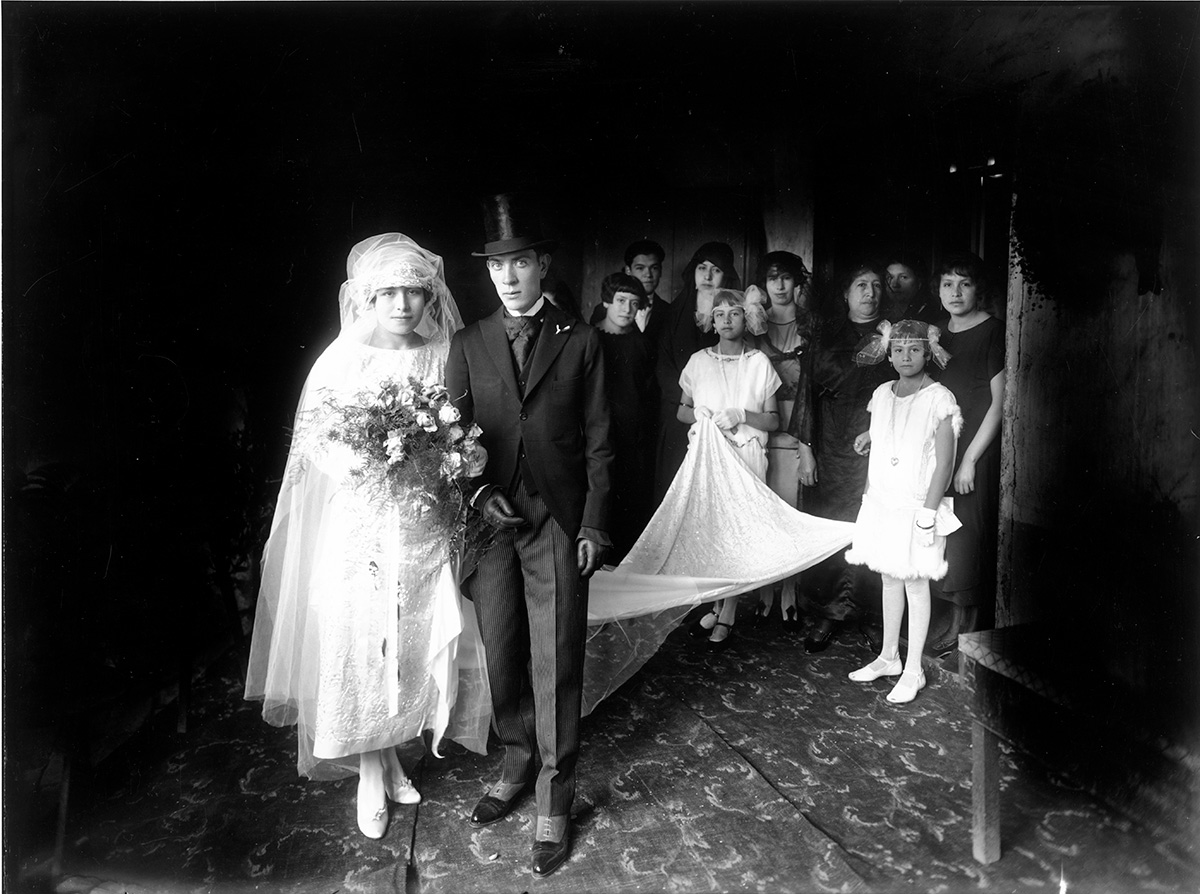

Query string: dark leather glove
479 488 526 529
577 538 607 579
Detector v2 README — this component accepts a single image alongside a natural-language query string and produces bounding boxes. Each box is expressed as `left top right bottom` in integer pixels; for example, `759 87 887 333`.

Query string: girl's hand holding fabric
694 405 714 420
914 507 936 548
853 431 871 456
953 457 976 494
712 407 746 430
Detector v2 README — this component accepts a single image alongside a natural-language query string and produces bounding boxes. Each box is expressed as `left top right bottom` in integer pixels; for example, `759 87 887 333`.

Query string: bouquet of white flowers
321 375 489 546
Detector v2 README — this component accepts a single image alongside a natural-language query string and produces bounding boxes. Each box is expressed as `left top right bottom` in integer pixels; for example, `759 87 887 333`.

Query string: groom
445 193 612 878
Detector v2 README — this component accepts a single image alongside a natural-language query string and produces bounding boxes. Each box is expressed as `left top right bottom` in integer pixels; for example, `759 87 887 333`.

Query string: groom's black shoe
531 834 571 877
470 792 521 827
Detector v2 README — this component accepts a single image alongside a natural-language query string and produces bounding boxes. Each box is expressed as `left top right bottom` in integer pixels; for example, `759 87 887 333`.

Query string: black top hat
471 193 559 257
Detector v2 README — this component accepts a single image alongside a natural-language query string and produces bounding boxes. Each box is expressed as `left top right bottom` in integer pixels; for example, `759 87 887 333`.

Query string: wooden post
972 718 1002 864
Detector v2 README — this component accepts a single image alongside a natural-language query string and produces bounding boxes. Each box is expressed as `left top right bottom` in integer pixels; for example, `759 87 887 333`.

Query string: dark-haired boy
590 239 668 349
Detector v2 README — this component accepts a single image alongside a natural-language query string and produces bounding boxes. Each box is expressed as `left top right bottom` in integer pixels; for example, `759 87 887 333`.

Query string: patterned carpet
16 604 1199 894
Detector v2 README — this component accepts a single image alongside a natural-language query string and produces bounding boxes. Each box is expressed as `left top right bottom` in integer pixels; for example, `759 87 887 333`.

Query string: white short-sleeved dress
678 347 781 481
844 380 964 580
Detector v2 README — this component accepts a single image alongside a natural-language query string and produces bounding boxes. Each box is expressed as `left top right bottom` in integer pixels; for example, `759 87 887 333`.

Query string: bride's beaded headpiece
854 319 952 369
337 233 463 345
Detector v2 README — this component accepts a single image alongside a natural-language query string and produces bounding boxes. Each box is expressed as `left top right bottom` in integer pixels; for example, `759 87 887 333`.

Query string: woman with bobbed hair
653 241 742 504
926 250 1006 652
800 261 896 652
745 250 818 630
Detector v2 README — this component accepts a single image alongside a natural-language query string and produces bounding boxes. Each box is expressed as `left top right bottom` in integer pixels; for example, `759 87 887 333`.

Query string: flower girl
676 287 781 649
843 320 962 703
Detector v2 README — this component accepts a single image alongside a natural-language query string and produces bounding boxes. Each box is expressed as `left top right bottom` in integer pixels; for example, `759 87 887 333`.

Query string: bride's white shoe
385 772 422 805
381 748 421 805
357 771 389 839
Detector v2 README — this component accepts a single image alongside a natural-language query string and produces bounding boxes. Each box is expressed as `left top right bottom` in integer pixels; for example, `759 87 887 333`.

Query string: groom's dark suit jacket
446 301 613 541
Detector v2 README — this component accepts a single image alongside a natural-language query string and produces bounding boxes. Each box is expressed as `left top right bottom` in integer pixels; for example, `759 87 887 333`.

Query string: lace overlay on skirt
245 338 491 780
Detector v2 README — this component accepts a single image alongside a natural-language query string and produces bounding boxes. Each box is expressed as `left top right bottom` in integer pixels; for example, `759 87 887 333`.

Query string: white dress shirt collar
505 296 546 318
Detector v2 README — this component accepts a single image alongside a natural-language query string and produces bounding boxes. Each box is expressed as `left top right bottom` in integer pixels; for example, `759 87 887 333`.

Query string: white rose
439 404 461 424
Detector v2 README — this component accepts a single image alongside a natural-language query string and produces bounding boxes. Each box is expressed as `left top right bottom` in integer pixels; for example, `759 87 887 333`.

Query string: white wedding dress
245 336 491 780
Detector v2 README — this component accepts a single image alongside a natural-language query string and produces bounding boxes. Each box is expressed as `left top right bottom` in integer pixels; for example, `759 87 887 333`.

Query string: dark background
4 0 1198 843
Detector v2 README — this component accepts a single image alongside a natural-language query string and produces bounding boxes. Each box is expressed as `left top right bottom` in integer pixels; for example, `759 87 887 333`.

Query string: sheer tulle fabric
580 418 857 711
244 336 491 779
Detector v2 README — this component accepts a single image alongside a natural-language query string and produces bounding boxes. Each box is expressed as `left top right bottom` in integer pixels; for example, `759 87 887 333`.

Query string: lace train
580 418 855 712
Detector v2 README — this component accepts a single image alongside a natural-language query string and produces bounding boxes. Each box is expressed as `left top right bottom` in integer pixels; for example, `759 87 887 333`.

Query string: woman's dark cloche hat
471 193 558 257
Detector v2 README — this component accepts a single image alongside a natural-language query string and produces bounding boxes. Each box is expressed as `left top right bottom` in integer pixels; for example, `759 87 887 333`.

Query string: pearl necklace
889 374 927 466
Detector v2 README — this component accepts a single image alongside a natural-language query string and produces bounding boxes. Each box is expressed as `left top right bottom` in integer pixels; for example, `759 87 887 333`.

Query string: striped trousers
468 478 588 818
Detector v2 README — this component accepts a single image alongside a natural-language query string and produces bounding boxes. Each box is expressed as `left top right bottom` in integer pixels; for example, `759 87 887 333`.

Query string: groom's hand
479 489 526 529
577 538 606 580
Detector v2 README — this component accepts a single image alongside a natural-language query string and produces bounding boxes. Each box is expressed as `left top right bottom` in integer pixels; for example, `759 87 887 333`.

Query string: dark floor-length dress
931 314 1005 614
802 315 896 620
598 327 658 561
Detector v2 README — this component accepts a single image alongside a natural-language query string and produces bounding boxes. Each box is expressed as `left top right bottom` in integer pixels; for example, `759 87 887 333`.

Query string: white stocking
903 578 932 670
880 574 905 661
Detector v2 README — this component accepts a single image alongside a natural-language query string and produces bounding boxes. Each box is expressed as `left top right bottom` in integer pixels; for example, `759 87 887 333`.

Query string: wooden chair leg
972 719 1001 863
51 750 71 878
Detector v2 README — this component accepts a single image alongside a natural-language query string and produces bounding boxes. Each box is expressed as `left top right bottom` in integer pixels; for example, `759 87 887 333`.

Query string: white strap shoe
886 669 927 704
848 655 902 682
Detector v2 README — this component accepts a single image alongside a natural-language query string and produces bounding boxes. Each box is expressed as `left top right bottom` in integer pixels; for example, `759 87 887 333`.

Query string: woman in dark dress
653 242 741 505
801 261 896 652
595 272 658 561
927 251 1006 652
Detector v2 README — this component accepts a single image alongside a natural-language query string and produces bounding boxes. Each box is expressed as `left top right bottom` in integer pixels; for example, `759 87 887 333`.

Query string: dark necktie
504 314 542 370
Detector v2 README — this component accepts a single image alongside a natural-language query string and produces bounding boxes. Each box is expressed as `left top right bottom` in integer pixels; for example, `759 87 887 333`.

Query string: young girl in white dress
843 320 962 703
676 287 781 649
245 234 491 839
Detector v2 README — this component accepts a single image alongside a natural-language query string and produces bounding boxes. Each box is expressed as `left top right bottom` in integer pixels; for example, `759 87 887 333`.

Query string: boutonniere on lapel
555 324 572 335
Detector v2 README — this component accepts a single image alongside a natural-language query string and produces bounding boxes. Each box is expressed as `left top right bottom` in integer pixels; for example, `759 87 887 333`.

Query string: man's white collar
505 296 546 318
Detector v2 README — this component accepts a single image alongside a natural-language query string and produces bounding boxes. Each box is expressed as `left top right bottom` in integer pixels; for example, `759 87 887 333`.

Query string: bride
246 232 855 841
244 234 490 839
